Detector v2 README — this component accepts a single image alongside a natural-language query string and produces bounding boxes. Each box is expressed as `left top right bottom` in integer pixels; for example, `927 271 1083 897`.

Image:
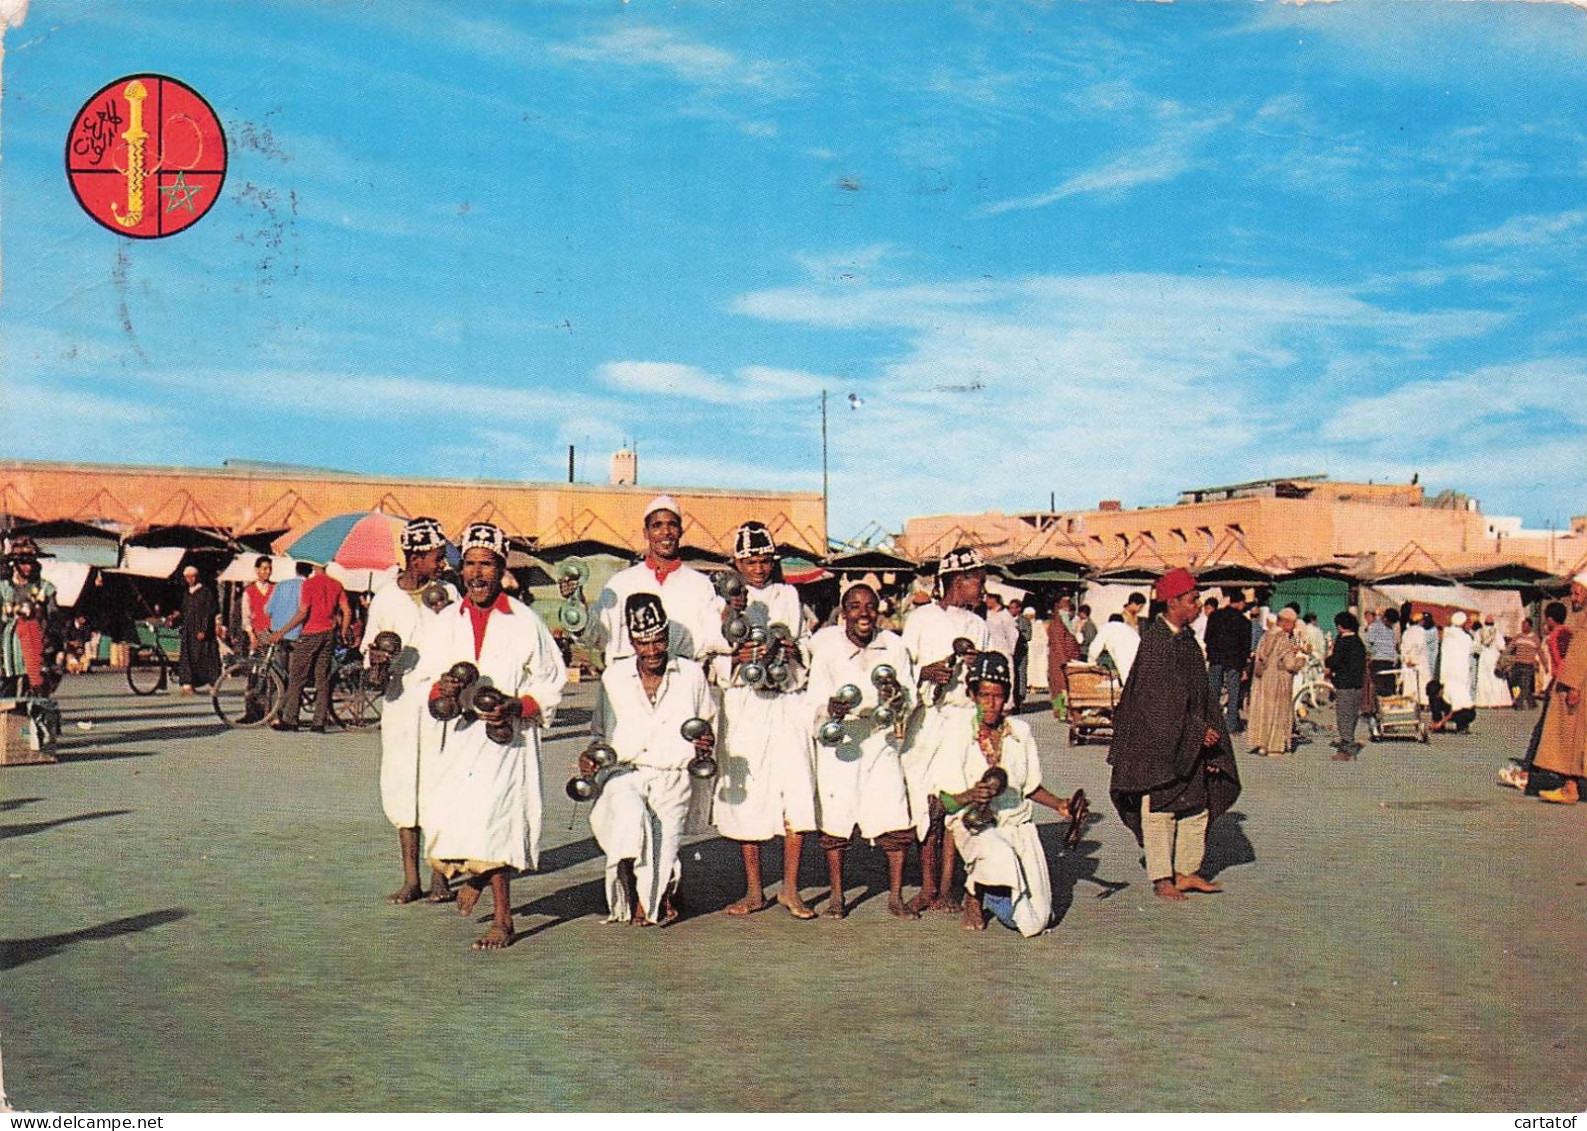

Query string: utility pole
820 389 829 551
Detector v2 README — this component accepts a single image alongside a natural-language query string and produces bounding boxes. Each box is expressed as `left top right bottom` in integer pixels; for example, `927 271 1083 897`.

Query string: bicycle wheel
331 661 383 729
126 647 167 696
212 661 282 728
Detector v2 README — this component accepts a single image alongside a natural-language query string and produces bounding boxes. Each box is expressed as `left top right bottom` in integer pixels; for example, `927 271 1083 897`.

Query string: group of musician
365 498 1085 950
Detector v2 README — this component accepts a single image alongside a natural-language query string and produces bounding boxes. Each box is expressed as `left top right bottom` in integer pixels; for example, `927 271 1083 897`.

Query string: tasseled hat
625 592 669 643
400 517 448 553
937 546 984 576
967 650 1012 690
459 522 508 561
733 521 777 560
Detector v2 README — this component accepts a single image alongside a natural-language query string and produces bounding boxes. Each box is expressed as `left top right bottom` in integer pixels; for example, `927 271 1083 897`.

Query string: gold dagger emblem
111 79 149 228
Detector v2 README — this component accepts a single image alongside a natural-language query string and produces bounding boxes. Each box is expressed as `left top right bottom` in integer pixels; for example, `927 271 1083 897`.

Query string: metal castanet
962 766 1009 836
566 741 621 802
429 661 480 721
679 716 712 743
470 686 514 744
1064 788 1090 850
715 572 746 600
723 612 751 646
738 660 766 688
365 631 403 693
679 717 717 779
557 559 590 632
422 583 454 613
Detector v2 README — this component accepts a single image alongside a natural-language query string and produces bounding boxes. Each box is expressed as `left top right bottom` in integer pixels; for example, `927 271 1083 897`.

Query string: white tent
1362 583 1524 637
1079 581 1153 629
39 560 93 607
109 546 187 579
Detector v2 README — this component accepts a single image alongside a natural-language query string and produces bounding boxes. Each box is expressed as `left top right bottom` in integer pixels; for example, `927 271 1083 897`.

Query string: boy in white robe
711 521 819 919
418 523 568 950
931 651 1083 937
899 546 991 913
585 592 717 926
362 517 458 905
807 582 919 920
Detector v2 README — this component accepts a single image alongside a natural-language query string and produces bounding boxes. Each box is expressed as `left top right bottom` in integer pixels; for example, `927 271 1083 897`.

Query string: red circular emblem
65 74 227 239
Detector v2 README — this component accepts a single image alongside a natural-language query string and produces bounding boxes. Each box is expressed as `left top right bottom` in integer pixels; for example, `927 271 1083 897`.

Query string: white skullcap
1573 570 1587 587
644 495 681 521
1450 611 1467 627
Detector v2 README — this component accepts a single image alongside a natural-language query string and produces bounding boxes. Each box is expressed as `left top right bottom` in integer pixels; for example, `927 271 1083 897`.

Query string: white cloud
729 269 1514 536
1446 209 1587 253
597 361 828 406
550 24 788 91
981 86 1229 214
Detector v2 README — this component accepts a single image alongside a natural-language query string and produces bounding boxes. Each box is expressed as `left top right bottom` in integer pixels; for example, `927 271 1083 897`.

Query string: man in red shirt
239 556 276 653
269 559 352 733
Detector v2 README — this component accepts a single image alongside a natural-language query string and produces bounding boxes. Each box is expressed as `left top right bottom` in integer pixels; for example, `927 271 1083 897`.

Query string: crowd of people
335 500 1250 950
10 500 1583 946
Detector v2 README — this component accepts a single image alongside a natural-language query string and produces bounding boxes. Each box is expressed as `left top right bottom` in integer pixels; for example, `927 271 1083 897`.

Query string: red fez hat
1155 567 1197 602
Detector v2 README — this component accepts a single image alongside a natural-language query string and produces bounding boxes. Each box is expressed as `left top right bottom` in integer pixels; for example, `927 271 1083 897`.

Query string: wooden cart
1064 662 1122 746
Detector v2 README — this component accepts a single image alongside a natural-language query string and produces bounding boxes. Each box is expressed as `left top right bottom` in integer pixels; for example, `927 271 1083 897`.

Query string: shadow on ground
1 908 188 970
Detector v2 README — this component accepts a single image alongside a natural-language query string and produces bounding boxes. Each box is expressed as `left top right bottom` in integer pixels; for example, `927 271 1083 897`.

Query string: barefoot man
900 546 991 913
1107 568 1241 902
806 582 919 920
586 593 717 925
930 652 1084 935
711 521 820 919
364 517 457 905
420 522 567 949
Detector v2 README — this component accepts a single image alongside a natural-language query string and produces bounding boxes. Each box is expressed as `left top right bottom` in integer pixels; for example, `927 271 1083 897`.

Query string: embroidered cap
1154 567 1197 603
937 546 984 577
624 592 669 643
967 650 1012 690
733 521 776 560
644 495 682 522
400 517 448 554
459 522 509 561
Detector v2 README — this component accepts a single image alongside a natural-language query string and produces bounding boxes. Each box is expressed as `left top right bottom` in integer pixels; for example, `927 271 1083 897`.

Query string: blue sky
4 0 1586 542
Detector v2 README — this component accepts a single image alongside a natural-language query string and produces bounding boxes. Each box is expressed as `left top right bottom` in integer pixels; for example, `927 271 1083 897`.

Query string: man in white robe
586 592 717 927
1438 611 1476 714
900 546 991 913
711 521 819 919
807 582 919 920
930 651 1082 936
1399 615 1434 705
418 523 567 950
567 495 724 665
1088 614 1142 685
362 517 458 904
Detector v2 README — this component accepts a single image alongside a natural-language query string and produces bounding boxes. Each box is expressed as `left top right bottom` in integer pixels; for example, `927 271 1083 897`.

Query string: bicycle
211 641 289 728
126 619 181 696
212 639 383 730
1292 675 1335 737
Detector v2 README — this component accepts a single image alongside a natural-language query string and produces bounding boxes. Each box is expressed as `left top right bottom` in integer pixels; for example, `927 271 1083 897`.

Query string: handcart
1065 662 1122 746
1368 665 1429 744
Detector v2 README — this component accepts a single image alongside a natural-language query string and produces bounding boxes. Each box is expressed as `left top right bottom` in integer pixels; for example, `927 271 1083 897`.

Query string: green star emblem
161 171 203 214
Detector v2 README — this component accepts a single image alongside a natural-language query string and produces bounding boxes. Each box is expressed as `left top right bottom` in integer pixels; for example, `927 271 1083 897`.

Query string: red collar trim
461 591 513 615
645 555 682 583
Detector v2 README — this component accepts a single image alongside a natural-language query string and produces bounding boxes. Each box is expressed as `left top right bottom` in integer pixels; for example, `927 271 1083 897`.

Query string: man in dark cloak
176 564 222 692
1107 567 1241 901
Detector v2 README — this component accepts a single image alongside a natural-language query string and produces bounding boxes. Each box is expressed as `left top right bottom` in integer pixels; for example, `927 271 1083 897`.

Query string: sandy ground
2 671 1584 1112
